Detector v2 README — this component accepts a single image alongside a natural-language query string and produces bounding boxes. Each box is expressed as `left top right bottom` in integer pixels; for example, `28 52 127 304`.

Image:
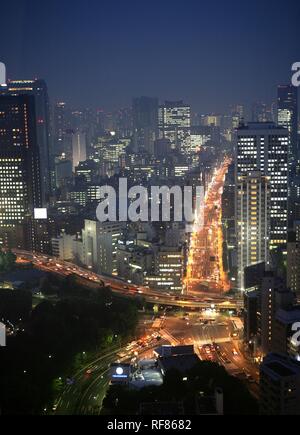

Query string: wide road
54 318 170 415
161 314 260 399
14 249 243 311
54 348 120 415
187 157 231 293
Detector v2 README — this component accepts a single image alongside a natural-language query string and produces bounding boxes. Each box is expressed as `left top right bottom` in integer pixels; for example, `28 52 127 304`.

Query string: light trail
186 157 231 294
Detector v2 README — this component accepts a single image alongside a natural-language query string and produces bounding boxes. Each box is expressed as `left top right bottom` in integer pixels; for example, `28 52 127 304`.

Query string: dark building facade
0 94 43 249
1 80 51 203
132 96 158 155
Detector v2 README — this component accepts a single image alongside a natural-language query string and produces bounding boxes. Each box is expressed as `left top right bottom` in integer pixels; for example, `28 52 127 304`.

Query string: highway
14 249 243 311
186 157 231 293
53 317 170 415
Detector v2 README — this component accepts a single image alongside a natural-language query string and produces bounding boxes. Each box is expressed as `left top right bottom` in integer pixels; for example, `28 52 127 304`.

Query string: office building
55 156 73 188
132 97 158 154
82 219 122 275
145 246 185 292
236 171 270 291
53 102 70 157
51 231 74 260
1 79 51 203
259 272 294 355
277 85 298 168
236 123 288 252
243 288 260 344
159 101 191 155
0 94 43 249
287 221 300 299
116 242 153 285
231 105 244 129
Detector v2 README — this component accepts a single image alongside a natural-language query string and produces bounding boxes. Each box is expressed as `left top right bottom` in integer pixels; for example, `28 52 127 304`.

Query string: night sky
1 0 299 113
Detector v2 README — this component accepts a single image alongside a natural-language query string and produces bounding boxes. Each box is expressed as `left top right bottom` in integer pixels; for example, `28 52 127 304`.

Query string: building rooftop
130 369 163 389
261 353 300 380
155 344 195 358
237 122 287 132
158 353 200 374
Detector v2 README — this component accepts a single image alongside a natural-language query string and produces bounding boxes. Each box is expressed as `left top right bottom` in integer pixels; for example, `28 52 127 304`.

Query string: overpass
14 250 243 311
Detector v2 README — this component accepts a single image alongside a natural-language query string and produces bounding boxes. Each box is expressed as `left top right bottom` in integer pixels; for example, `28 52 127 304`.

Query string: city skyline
1 0 300 418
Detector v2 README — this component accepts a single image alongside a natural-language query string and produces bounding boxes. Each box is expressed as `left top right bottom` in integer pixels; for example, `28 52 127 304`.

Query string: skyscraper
159 101 191 155
277 85 298 167
236 123 289 254
231 104 244 129
53 101 70 157
259 272 294 354
1 79 51 203
132 97 158 155
0 94 43 249
277 86 299 226
72 131 87 171
287 221 300 299
236 171 270 290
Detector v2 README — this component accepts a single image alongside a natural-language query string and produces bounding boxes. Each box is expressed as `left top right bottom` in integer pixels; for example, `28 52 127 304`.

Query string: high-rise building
260 353 300 415
277 86 299 226
236 123 289 253
132 97 158 155
243 288 260 347
55 156 73 188
1 79 51 203
72 131 87 171
0 94 43 249
82 219 122 275
159 101 191 155
277 85 298 168
287 221 300 299
236 171 270 290
53 102 70 156
231 105 244 130
221 163 236 282
259 272 294 355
